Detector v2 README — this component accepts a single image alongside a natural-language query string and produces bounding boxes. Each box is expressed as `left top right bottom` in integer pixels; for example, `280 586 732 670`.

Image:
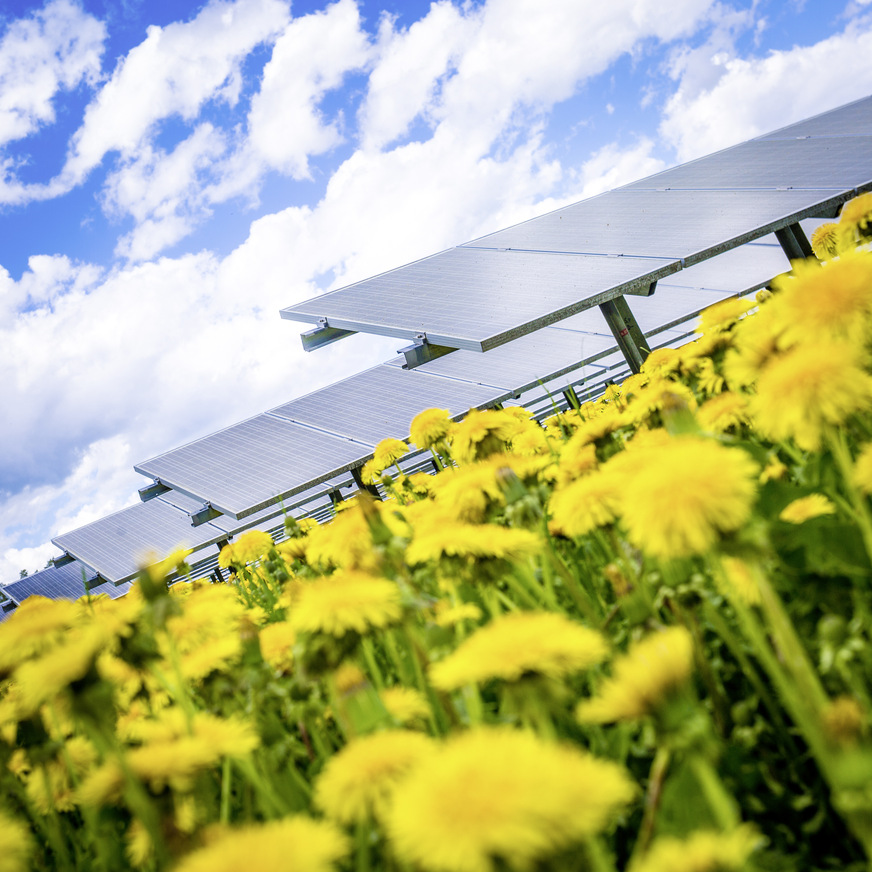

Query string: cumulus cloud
246 0 371 177
0 0 106 148
661 14 872 160
60 0 288 187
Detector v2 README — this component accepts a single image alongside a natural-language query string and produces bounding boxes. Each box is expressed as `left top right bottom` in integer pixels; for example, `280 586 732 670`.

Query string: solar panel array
7 95 868 608
280 95 872 354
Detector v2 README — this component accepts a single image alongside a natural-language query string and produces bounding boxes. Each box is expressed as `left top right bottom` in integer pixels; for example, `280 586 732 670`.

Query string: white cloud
359 0 469 149
575 138 666 198
59 0 289 186
104 124 228 261
661 16 872 160
246 0 370 178
0 0 106 148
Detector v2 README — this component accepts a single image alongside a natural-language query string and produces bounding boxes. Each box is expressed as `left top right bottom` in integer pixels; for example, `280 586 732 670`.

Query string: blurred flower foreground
3 196 872 872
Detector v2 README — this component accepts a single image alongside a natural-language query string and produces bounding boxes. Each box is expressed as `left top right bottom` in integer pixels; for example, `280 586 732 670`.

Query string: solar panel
270 364 508 442
136 414 380 520
465 188 847 262
2 561 96 602
53 497 229 584
282 245 679 352
760 95 872 140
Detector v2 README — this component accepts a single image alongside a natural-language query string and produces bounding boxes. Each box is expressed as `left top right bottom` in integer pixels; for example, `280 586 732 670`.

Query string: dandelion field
3 197 872 871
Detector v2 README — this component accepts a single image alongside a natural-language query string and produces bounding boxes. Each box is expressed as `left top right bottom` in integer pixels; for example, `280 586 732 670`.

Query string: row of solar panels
281 95 872 353
3 95 869 611
29 235 786 592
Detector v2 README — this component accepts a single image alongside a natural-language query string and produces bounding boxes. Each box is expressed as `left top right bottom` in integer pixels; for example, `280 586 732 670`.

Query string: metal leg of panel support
562 384 580 410
775 222 813 261
351 466 382 500
599 296 650 374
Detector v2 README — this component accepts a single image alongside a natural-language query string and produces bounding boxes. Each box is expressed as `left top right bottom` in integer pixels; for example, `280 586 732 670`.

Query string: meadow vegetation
2 195 872 871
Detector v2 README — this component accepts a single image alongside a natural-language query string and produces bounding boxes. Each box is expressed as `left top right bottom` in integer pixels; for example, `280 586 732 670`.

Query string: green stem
630 747 671 866
221 757 232 824
828 429 872 569
688 754 740 830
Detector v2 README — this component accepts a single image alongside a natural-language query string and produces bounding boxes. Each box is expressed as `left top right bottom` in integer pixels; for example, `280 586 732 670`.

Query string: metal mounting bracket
139 480 170 502
190 503 222 527
301 318 357 352
599 296 650 374
775 223 814 261
399 334 455 369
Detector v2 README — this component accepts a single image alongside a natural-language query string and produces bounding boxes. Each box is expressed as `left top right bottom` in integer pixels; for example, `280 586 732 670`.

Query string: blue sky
2 0 872 579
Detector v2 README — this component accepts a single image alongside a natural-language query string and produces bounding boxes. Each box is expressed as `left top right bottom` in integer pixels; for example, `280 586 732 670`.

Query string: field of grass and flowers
2 196 872 872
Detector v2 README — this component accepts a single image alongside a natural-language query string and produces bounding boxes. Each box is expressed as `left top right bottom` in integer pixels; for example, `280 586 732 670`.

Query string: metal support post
599 296 650 374
51 553 75 567
562 384 580 410
775 222 813 261
351 465 382 499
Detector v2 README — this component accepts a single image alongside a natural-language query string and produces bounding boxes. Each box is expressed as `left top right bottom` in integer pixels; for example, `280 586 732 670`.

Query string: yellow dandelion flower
177 635 242 682
259 621 296 672
691 357 725 397
218 529 274 568
25 736 96 814
0 810 32 872
511 425 550 456
547 470 621 537
386 727 634 872
372 438 409 471
751 341 872 451
291 571 402 637
173 817 349 872
406 523 541 565
143 547 191 585
572 403 629 445
630 825 761 872
695 297 754 335
554 436 598 487
617 437 758 559
811 222 842 259
577 626 694 723
759 456 788 484
696 391 749 433
450 409 525 463
333 661 367 694
779 494 837 524
823 696 865 746
126 819 154 868
430 612 607 690
315 730 434 824
14 623 109 715
410 408 453 449
432 601 483 627
641 347 683 377
305 506 379 571
380 687 431 725
839 191 872 250
769 253 872 347
718 556 762 605
165 584 246 659
722 308 781 389
0 597 78 670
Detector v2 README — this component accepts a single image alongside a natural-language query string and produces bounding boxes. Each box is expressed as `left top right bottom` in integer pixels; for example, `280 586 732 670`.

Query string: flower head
219 530 274 568
172 817 349 872
811 222 842 259
406 522 541 565
751 341 872 451
855 442 872 494
291 571 402 637
371 438 409 472
380 687 431 725
768 253 872 347
430 612 607 690
616 437 758 559
577 627 694 723
410 408 453 449
0 810 32 872
630 826 761 872
779 494 837 524
695 297 754 335
386 728 634 872
315 730 434 824
839 191 872 249
696 391 749 433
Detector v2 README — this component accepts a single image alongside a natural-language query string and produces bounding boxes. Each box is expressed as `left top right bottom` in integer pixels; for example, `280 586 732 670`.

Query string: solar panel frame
269 363 508 443
135 414 378 520
758 95 872 140
618 136 872 192
53 498 230 584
